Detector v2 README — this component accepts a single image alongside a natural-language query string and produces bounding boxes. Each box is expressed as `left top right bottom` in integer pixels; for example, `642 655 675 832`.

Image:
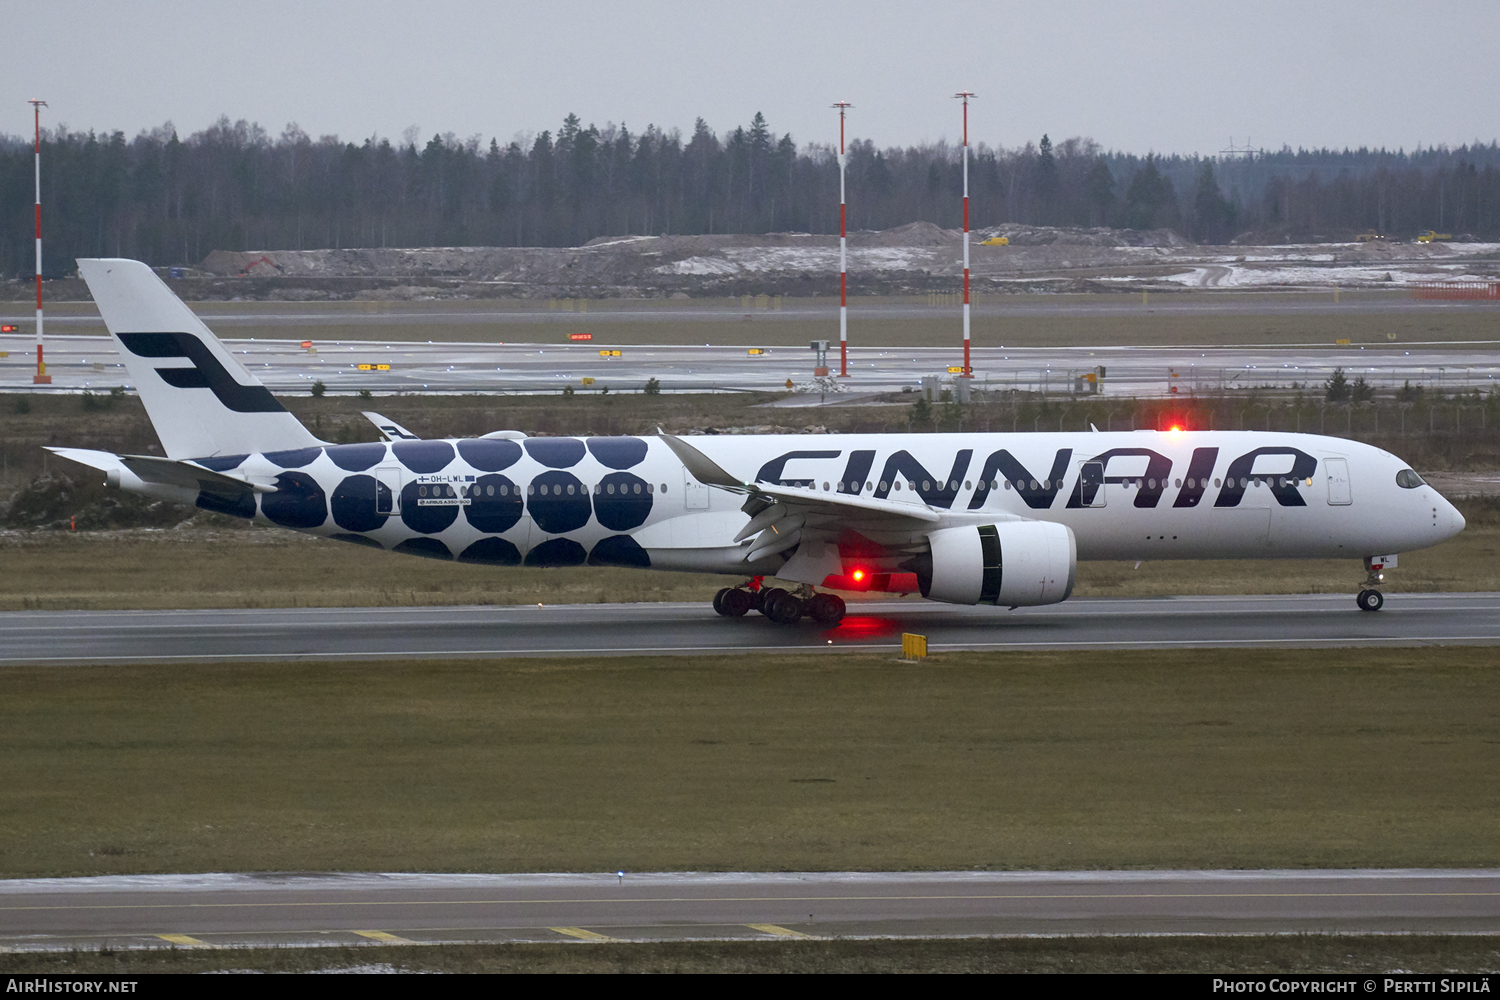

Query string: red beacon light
851 568 866 583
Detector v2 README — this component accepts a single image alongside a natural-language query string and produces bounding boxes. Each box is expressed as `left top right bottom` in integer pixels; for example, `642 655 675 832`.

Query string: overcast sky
10 0 1498 155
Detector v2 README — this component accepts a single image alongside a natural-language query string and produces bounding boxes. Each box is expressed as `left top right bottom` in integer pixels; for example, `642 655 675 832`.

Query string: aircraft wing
752 482 941 523
659 431 948 562
660 430 934 517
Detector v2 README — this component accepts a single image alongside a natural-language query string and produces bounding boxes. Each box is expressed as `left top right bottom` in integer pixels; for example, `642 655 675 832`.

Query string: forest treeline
3 113 1499 276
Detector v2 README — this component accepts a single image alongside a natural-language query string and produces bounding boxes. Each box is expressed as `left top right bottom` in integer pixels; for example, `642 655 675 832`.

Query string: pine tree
1191 160 1234 243
1035 134 1059 224
1123 155 1178 231
1085 157 1115 227
1324 368 1351 403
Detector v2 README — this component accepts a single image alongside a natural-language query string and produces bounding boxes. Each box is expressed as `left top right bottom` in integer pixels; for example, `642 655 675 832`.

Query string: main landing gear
713 578 846 626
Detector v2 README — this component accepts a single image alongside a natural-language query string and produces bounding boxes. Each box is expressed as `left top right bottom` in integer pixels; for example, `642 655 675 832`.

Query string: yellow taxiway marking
746 923 810 938
353 930 413 943
155 933 207 946
550 926 613 941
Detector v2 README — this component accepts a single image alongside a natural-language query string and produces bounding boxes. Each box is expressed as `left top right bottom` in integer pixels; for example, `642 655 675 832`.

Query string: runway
2 869 1496 949
5 332 1500 399
3 592 1497 666
6 292 1500 328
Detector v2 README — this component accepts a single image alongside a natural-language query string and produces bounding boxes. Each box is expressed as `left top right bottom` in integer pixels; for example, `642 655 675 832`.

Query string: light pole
29 99 50 385
954 90 975 378
833 101 852 377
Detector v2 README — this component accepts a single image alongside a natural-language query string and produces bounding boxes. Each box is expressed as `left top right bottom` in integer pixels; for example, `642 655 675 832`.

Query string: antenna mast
29 99 50 385
833 101 853 378
954 91 976 378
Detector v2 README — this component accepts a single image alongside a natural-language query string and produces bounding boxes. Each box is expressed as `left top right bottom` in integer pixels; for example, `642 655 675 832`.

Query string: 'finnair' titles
53 259 1465 625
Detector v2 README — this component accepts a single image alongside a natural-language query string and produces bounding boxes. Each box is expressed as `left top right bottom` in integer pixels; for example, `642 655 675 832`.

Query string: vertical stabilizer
78 258 322 458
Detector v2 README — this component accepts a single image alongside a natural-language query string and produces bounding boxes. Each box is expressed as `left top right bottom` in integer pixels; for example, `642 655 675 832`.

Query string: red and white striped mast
954 90 975 378
29 99 50 385
833 100 852 377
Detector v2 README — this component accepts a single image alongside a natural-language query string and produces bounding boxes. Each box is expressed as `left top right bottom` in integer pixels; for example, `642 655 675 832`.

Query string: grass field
20 291 1500 348
2 514 1496 611
5 935 1500 974
1 647 1496 878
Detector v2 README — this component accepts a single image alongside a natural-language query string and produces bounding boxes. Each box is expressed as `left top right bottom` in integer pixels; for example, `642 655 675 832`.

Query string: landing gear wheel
807 593 846 625
720 588 753 617
765 592 805 625
1357 589 1384 612
757 587 788 617
712 588 731 616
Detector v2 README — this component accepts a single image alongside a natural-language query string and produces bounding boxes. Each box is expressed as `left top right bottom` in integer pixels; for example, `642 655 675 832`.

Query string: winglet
656 431 749 491
362 411 421 441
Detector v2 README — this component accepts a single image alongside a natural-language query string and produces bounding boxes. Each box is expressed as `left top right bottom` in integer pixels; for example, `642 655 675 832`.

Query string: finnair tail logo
118 332 284 413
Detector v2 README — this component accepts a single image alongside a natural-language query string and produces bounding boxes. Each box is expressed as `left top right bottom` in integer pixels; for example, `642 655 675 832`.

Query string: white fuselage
112 429 1464 592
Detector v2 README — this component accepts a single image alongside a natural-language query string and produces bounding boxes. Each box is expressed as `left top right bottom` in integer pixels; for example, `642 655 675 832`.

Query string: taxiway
4 332 1500 399
2 592 1496 666
2 869 1496 950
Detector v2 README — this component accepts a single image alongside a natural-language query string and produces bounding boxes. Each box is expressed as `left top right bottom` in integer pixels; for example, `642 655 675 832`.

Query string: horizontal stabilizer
119 455 276 494
46 448 275 497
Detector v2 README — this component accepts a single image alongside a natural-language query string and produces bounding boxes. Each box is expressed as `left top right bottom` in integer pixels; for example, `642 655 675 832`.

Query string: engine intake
905 522 1076 607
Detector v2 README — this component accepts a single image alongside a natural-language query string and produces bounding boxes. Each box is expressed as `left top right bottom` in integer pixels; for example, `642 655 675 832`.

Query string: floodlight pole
954 91 975 378
29 99 50 385
833 101 852 377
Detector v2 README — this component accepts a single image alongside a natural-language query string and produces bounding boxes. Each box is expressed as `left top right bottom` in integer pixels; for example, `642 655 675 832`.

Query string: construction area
6 223 1497 302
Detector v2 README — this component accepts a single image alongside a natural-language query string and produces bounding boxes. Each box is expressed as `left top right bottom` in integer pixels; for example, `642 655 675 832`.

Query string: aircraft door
683 467 710 510
1076 461 1106 508
1325 458 1352 505
374 463 403 514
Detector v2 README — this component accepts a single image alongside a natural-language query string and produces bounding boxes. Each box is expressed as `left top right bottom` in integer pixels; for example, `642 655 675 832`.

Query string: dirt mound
857 221 956 247
984 225 1187 248
3 473 189 531
2 473 261 531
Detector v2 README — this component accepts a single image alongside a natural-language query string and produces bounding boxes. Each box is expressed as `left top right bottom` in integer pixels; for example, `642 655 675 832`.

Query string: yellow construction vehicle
1416 230 1452 243
1355 230 1384 242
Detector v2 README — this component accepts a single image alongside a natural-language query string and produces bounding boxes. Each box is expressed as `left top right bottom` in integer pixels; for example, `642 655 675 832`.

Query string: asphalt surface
5 332 1500 398
3 592 1497 666
2 869 1496 949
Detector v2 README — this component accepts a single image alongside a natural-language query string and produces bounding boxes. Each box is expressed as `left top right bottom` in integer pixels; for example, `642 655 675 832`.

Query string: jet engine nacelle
911 521 1076 607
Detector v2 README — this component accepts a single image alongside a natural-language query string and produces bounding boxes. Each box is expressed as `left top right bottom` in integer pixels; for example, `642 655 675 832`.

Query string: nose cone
1437 493 1466 540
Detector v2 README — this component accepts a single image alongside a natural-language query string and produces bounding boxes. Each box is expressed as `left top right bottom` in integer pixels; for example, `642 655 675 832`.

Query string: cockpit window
1395 469 1426 489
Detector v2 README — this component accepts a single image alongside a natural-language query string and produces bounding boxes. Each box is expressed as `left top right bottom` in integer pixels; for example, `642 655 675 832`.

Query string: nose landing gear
1356 555 1393 612
712 579 846 625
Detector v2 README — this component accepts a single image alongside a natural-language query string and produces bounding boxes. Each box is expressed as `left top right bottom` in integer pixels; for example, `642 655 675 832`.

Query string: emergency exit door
1325 458 1352 505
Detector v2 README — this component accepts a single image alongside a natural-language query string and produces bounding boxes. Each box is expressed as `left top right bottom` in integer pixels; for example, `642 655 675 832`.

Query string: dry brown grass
29 290 1500 348
5 935 1500 974
0 519 1493 612
0 528 737 611
0 647 1496 877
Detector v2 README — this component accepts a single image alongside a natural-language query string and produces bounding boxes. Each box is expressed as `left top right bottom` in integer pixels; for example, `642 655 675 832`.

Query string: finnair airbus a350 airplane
53 258 1464 625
